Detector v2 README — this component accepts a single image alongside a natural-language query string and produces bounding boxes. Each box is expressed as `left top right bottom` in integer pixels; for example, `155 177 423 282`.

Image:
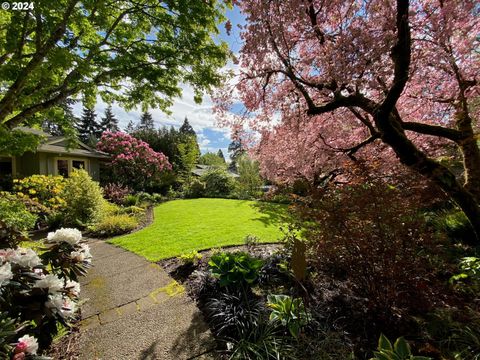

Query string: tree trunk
374 112 480 242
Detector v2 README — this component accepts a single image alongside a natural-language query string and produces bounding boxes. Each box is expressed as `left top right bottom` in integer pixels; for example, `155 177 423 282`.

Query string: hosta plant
209 252 264 287
370 334 431 360
267 294 309 338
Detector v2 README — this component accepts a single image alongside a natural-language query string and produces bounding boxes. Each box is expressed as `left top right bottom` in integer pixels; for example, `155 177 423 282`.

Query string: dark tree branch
402 121 466 142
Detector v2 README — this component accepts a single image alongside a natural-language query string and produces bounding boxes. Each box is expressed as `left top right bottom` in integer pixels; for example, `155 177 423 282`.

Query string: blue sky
72 6 245 158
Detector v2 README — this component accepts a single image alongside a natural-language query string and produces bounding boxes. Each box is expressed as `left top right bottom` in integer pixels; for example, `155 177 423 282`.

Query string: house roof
192 164 239 178
12 127 109 159
39 137 109 159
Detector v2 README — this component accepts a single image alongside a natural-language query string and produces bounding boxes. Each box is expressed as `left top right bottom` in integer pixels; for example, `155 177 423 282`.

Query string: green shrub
13 174 66 211
450 257 480 295
178 250 202 266
200 169 235 198
267 294 309 338
209 252 264 287
123 194 139 206
184 179 206 198
0 195 37 232
370 334 431 360
431 209 475 243
90 214 138 237
61 169 104 226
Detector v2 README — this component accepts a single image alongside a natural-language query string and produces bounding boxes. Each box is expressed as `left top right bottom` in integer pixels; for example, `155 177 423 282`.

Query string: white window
54 158 89 177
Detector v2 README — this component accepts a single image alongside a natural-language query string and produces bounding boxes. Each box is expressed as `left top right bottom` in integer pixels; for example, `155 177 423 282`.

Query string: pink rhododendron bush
0 221 92 358
97 131 172 191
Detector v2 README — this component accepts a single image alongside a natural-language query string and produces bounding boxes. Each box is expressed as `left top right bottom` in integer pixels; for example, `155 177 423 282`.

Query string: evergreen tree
228 130 246 172
42 99 78 136
125 120 136 134
179 117 196 136
217 149 226 163
138 111 155 131
179 116 200 162
100 105 119 133
77 107 101 146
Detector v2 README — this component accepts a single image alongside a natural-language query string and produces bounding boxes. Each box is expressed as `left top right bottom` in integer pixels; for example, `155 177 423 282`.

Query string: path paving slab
78 240 215 359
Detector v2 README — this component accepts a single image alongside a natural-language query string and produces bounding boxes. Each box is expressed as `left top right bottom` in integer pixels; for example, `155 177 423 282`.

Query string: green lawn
109 198 289 261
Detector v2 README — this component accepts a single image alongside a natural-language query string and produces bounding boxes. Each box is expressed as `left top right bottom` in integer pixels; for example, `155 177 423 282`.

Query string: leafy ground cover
110 198 289 261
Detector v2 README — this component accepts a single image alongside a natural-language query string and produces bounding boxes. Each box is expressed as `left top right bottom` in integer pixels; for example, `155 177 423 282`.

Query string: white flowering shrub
0 222 92 358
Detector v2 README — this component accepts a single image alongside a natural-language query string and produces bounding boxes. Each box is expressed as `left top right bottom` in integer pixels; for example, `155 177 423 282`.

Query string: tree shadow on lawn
249 201 290 228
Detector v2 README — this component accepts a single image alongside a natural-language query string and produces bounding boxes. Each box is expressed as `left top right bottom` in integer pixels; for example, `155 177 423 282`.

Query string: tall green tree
179 117 196 136
0 0 231 154
100 105 119 133
125 120 136 134
236 154 263 198
228 130 246 172
199 152 226 168
77 107 100 146
138 111 155 131
217 149 226 163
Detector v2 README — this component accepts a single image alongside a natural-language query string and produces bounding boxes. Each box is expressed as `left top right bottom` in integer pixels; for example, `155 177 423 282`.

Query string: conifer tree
100 105 119 133
125 120 136 134
217 149 226 163
179 117 196 136
138 111 155 131
77 107 100 146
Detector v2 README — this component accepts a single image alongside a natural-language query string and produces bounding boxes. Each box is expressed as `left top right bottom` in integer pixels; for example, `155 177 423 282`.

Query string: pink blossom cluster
215 0 479 185
97 131 171 188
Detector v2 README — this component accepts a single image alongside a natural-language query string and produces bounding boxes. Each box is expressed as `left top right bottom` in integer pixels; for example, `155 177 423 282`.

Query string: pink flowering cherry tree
215 0 480 240
97 131 172 191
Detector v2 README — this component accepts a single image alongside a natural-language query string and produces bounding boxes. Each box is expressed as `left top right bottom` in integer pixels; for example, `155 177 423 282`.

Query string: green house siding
13 153 101 181
15 152 40 177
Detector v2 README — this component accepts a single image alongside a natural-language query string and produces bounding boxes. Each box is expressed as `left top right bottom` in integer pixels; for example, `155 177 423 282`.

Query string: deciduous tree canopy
0 0 231 152
216 0 480 239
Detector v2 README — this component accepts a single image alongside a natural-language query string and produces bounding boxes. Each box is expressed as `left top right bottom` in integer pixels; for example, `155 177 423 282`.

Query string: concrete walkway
78 240 215 360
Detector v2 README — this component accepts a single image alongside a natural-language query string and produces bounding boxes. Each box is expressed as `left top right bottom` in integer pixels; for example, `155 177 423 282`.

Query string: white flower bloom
65 280 80 297
47 228 82 245
70 244 92 264
0 248 16 262
16 335 38 355
34 274 64 293
0 263 13 287
46 294 76 318
9 248 42 268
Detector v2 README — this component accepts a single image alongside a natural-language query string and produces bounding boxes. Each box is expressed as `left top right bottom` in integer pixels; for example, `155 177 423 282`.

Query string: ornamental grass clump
0 223 92 356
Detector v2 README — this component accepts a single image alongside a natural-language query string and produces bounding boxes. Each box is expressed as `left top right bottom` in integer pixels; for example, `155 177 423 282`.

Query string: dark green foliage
267 294 309 338
370 335 431 360
0 313 18 359
123 194 139 207
76 107 101 146
100 105 119 133
208 252 264 287
0 195 37 232
217 149 226 162
61 169 104 227
205 288 293 360
422 308 480 360
0 0 231 157
431 209 476 244
198 152 227 167
183 179 206 198
228 129 246 172
201 169 235 198
450 257 480 295
138 111 155 131
179 117 196 136
235 154 263 199
132 125 200 179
